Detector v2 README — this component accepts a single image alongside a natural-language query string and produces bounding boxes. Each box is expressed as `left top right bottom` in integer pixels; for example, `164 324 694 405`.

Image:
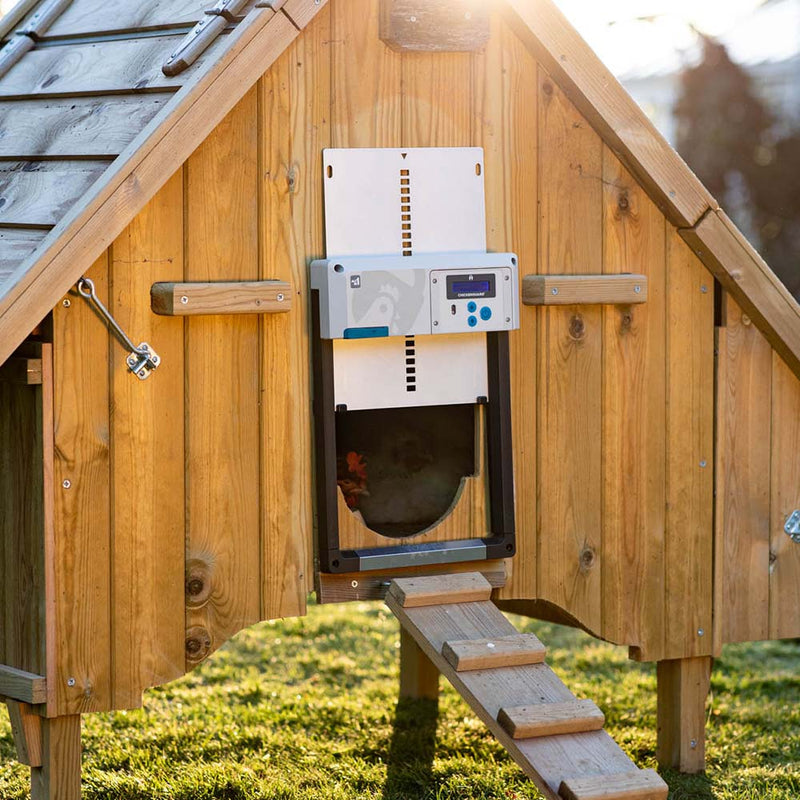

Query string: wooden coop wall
715 296 800 649
38 0 739 718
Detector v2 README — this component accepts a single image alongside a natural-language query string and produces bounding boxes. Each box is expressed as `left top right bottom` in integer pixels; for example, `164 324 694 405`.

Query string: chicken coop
1 0 799 798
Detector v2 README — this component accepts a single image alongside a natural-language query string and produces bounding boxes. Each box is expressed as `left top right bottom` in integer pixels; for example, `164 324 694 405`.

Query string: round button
468 315 478 328
467 301 477 313
480 306 492 321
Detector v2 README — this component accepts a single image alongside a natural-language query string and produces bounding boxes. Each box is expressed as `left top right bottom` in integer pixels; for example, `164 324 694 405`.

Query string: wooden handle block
559 769 668 800
388 572 492 608
498 699 605 740
442 633 546 672
151 281 293 316
0 357 42 385
522 274 648 306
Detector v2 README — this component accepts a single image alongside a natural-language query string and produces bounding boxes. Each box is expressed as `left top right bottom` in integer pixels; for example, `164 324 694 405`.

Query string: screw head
62 479 71 490
350 580 358 589
552 287 559 295
180 295 189 305
698 628 705 637
433 320 439 327
432 278 438 284
701 285 708 294
690 739 698 749
700 460 707 468
410 14 417 22
634 285 642 294
67 677 76 687
62 298 71 308
276 293 285 302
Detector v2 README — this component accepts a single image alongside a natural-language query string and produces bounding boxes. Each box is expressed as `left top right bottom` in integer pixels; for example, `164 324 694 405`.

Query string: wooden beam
522 274 648 306
656 657 711 774
0 356 42 384
30 715 82 800
399 627 439 701
379 0 490 52
442 633 546 672
681 209 800 381
388 573 493 608
0 665 47 705
498 699 604 740
5 699 43 767
151 280 293 316
501 0 715 229
559 770 667 800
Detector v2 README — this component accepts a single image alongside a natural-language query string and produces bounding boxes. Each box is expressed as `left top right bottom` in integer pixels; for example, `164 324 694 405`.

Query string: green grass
2 601 799 799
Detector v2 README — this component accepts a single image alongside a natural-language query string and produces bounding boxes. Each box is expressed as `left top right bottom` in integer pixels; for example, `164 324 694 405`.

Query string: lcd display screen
446 273 496 299
452 280 491 295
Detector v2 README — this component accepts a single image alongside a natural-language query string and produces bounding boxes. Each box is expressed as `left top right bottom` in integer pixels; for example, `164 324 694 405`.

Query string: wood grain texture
331 0 401 148
523 274 648 306
150 280 292 315
600 152 666 659
0 228 47 280
559 769 667 800
443 633 546 672
0 96 170 158
400 626 439 700
681 209 800 382
380 0 490 52
0 665 47 704
108 171 185 709
0 10 300 368
0 34 217 97
768 352 800 640
0 161 106 227
6 699 43 766
716 296 772 644
52 254 112 715
535 67 603 634
498 699 604 740
664 232 714 658
502 0 715 229
185 90 261 664
30 715 81 800
46 0 209 37
476 15 538 602
282 0 330 31
388 573 493 608
0 341 50 696
387 591 652 800
656 657 711 774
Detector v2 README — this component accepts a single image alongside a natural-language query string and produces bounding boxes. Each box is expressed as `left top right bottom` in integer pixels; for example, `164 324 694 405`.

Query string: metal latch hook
76 277 161 381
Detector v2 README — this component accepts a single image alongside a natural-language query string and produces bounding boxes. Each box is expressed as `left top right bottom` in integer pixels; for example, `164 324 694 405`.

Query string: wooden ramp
385 573 668 800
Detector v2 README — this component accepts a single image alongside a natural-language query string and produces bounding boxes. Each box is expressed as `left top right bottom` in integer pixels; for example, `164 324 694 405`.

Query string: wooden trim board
0 664 47 704
523 274 647 306
151 280 293 315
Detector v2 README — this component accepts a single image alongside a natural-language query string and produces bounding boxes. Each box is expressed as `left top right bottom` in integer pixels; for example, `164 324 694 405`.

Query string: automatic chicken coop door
311 148 519 574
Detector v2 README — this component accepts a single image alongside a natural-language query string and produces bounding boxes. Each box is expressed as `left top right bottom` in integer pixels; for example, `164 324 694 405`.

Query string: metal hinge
786 511 800 544
76 278 161 381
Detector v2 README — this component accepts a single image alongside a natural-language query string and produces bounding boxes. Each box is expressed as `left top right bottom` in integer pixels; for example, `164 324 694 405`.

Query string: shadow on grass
382 697 439 800
662 769 715 800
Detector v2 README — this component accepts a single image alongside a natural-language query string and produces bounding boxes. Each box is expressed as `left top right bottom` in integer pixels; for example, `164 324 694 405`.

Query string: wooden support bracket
379 0 490 52
0 665 47 705
151 281 293 316
5 700 43 767
0 356 42 384
522 275 648 306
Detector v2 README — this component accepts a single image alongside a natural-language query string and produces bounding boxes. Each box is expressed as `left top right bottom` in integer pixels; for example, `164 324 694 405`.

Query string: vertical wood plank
399 627 439 701
769 352 800 639
258 7 330 619
108 171 186 708
664 232 714 657
715 296 772 644
185 90 262 665
475 15 538 600
536 67 603 632
600 149 666 656
30 715 81 800
331 0 401 148
52 255 112 714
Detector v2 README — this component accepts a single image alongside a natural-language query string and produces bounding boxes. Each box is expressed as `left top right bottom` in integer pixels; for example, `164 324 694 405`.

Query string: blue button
480 306 492 321
468 315 478 328
467 301 477 313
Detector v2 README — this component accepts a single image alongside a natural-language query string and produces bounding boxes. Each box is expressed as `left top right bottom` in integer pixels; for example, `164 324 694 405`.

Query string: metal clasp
76 277 161 381
786 511 800 544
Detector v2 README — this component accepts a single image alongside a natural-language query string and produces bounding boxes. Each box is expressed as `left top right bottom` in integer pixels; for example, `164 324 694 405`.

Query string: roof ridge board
0 4 310 364
0 0 42 41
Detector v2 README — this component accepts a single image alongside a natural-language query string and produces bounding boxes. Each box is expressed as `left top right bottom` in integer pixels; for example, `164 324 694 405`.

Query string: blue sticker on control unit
343 326 390 339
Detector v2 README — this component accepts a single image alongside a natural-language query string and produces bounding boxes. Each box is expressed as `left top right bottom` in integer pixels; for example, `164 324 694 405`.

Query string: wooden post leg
30 715 82 800
399 627 439 701
6 699 43 767
656 657 712 774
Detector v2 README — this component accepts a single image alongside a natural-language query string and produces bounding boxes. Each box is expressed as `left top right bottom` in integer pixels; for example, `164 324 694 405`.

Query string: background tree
675 36 800 299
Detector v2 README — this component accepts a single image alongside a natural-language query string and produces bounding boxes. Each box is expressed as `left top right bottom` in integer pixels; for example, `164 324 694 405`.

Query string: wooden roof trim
500 0 717 229
0 0 40 41
0 2 323 366
681 210 800 379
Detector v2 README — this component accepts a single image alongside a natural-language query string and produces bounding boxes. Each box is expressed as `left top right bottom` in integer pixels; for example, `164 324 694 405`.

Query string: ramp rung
498 699 605 739
388 573 493 608
559 769 668 800
443 633 547 672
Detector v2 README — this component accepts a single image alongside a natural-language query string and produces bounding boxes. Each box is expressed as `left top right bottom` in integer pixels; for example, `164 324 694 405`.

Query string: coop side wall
43 0 731 718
